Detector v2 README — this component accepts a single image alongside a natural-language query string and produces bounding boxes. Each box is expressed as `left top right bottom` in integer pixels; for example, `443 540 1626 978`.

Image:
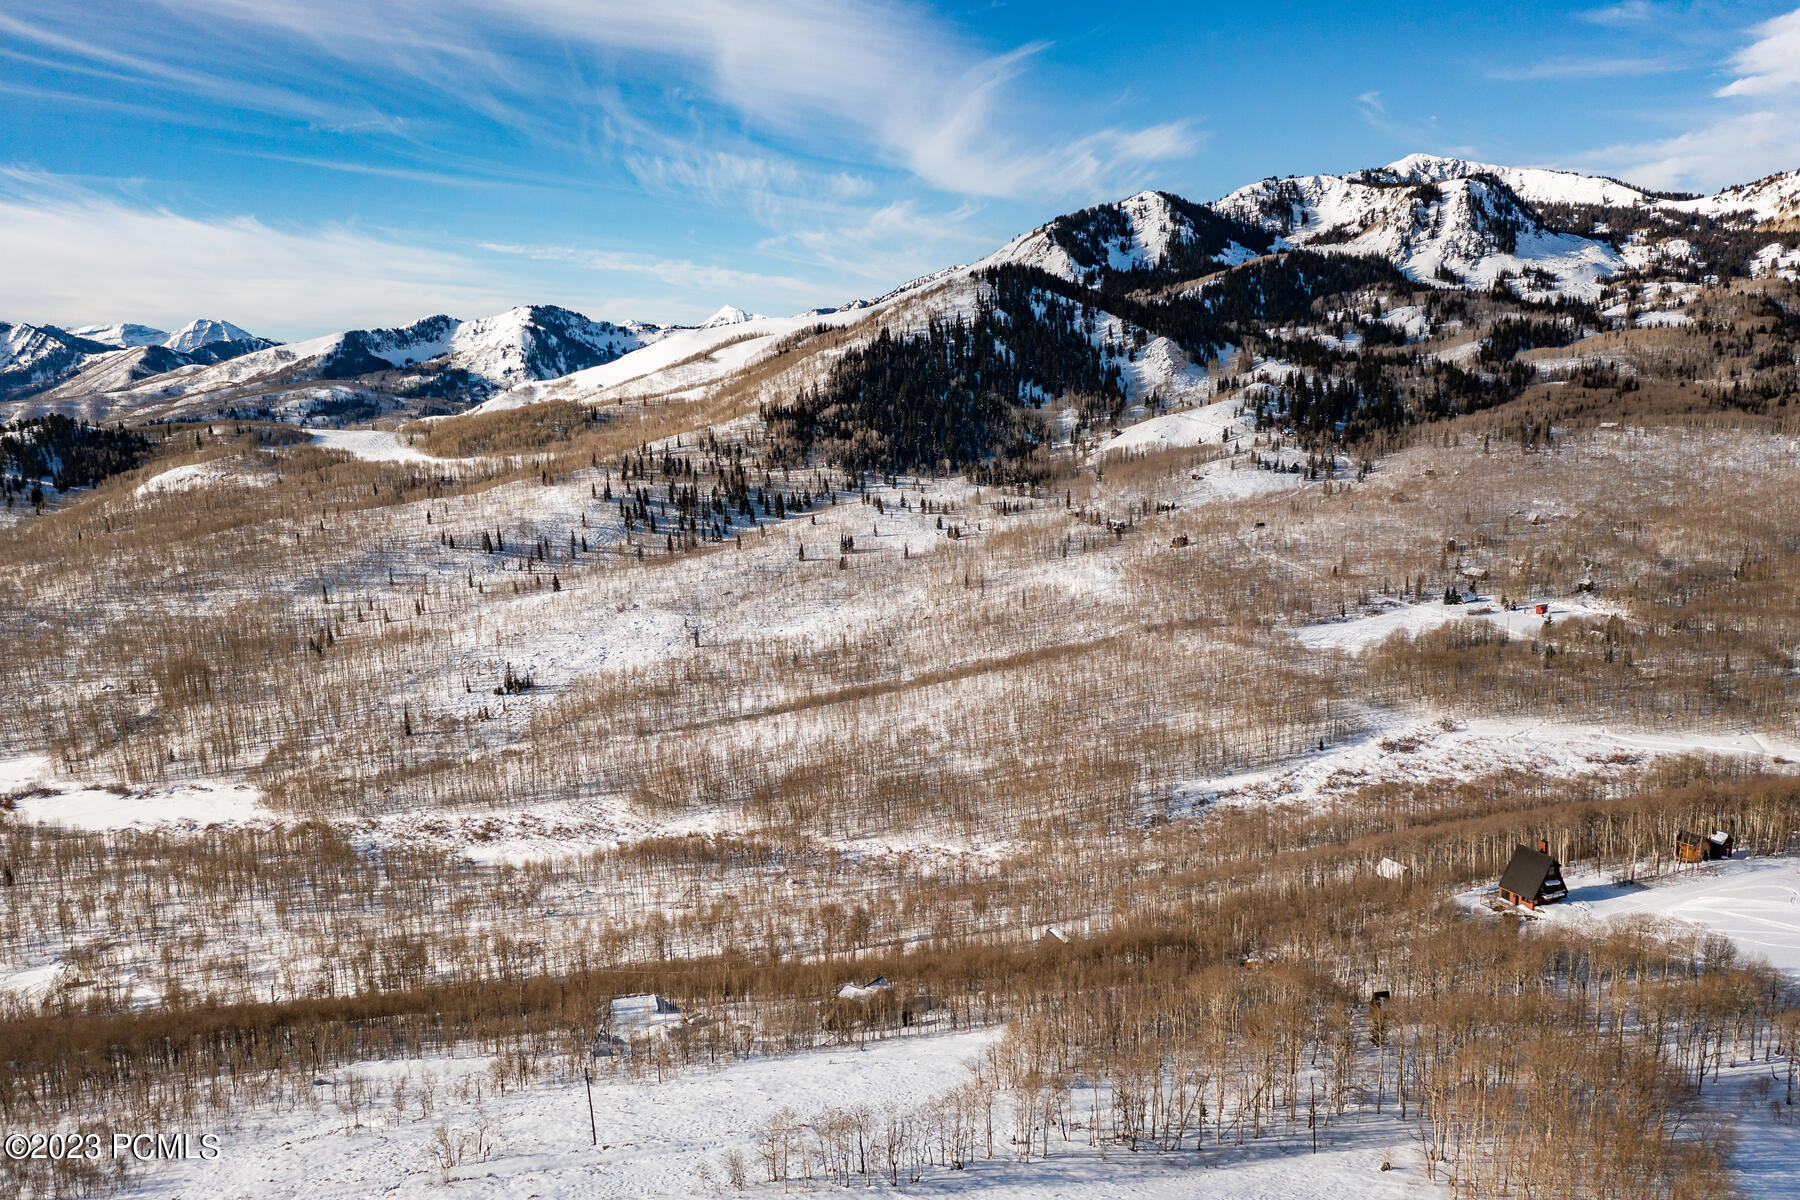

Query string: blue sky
3 0 1798 339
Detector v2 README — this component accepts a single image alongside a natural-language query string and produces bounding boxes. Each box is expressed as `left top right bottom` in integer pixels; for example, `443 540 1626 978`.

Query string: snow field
1530 856 1800 982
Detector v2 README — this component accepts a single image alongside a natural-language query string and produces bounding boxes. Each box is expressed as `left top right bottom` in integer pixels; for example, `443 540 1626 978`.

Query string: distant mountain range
1 317 276 409
4 153 1797 426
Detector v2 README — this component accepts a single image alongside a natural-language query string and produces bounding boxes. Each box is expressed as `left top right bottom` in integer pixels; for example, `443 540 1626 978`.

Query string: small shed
1375 857 1410 880
1497 844 1569 909
1676 829 1733 863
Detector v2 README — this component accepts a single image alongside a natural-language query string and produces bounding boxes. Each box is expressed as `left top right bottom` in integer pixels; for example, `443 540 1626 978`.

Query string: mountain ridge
6 152 1798 426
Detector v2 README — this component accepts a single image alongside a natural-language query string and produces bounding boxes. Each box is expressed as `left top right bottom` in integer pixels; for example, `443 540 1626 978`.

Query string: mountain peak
701 305 764 329
165 318 258 353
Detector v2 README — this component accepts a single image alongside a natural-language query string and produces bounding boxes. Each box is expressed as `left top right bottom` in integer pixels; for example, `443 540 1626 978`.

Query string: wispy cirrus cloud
1488 56 1679 81
1580 0 1657 25
7 1 1197 206
758 199 997 290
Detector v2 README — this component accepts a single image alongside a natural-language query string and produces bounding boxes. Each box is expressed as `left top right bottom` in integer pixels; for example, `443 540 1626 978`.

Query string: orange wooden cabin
1675 829 1733 863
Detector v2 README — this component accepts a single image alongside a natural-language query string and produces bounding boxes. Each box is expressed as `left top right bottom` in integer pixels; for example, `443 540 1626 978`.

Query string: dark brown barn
1498 844 1569 910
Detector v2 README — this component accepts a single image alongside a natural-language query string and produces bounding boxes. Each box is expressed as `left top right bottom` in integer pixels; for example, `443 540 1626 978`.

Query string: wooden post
585 1067 598 1146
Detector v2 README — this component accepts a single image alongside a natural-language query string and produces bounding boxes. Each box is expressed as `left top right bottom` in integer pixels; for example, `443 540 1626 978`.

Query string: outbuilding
1676 829 1733 863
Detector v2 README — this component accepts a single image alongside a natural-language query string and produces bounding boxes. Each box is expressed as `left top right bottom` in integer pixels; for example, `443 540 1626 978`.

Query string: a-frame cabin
1497 844 1569 910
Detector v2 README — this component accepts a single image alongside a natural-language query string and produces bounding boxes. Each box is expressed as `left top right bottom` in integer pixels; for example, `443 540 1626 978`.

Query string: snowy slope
1751 242 1800 280
490 264 1225 418
439 305 661 386
1536 856 1800 980
479 309 857 412
70 321 170 349
31 344 194 397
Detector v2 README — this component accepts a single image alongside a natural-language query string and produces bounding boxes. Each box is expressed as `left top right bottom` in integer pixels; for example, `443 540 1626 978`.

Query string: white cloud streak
1582 7 1800 192
1716 7 1800 96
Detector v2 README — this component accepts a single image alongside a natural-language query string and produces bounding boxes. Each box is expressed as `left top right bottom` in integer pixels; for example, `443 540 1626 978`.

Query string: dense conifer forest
1 414 153 506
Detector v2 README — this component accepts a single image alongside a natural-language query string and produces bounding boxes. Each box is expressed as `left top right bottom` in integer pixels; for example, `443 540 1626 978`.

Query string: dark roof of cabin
1499 846 1561 897
1676 829 1706 846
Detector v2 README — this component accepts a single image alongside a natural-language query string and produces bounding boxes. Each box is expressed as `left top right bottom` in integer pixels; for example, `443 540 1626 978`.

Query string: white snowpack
1292 593 1625 653
1 753 273 832
1751 242 1800 281
1170 711 1800 816
1529 856 1800 980
133 459 268 497
308 429 440 462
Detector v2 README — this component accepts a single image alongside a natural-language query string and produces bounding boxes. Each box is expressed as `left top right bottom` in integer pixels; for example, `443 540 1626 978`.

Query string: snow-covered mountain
31 344 196 398
74 318 270 353
9 151 1797 428
981 189 1272 286
124 305 653 398
1669 170 1800 227
1215 171 1623 297
1372 153 1800 228
699 305 766 329
438 305 658 385
1375 154 1657 209
164 318 259 353
3 305 679 424
0 323 114 399
1 316 280 404
70 322 171 349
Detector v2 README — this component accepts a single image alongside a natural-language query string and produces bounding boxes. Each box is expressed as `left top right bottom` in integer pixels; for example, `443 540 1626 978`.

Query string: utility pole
585 1067 598 1147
